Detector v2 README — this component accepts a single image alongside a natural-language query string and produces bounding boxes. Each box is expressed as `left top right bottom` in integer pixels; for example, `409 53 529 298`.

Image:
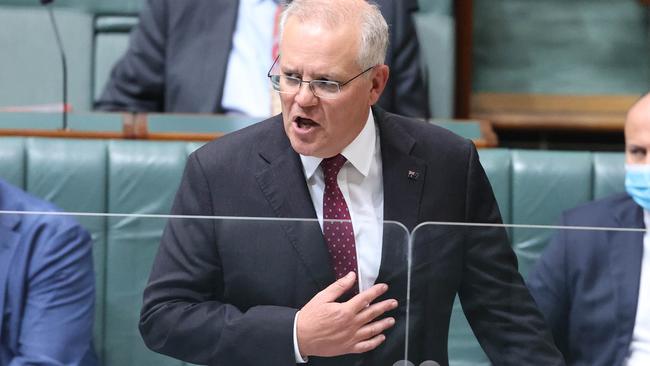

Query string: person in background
95 0 429 119
0 179 97 365
528 92 650 366
138 0 563 365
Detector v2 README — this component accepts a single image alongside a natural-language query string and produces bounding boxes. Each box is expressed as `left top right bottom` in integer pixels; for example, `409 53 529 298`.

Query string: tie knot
321 154 347 180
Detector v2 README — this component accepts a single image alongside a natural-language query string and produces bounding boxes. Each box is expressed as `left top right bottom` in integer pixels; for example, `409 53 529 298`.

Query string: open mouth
295 116 319 129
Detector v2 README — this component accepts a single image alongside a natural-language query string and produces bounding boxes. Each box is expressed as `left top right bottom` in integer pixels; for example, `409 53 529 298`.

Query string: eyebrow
627 144 647 151
280 67 341 81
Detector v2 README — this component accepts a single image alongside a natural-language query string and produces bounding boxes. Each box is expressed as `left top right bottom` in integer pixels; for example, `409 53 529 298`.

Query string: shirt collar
300 110 376 180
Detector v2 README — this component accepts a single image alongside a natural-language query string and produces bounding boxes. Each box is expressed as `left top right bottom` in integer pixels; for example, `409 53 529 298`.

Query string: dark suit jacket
0 179 97 365
95 0 430 118
528 193 644 366
139 108 562 365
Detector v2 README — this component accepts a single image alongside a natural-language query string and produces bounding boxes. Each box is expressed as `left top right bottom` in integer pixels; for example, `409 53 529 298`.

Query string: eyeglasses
267 56 375 99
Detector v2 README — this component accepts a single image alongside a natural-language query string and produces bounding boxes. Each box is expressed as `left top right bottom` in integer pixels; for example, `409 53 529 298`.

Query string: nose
294 82 318 107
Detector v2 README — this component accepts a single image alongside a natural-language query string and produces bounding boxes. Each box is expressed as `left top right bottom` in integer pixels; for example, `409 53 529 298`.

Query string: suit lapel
254 117 334 289
251 111 430 289
374 109 426 284
609 197 644 349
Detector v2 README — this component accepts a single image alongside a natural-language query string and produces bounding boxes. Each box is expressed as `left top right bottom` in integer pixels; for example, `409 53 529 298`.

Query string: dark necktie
321 154 359 294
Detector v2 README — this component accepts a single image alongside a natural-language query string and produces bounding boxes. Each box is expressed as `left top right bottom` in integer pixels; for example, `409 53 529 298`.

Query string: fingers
350 333 387 354
297 274 399 358
346 281 390 312
313 272 357 303
357 298 398 324
356 316 395 343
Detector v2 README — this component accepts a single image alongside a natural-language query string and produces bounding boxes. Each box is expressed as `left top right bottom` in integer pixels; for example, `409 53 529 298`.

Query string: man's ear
368 64 389 105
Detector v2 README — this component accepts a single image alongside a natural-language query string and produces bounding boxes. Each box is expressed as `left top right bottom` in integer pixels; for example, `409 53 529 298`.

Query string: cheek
280 94 293 107
282 114 293 135
626 153 647 165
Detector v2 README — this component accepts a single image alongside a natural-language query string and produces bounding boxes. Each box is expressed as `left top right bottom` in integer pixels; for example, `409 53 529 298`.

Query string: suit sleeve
139 152 297 365
377 0 430 119
458 145 565 365
10 224 96 366
94 0 167 112
527 215 571 357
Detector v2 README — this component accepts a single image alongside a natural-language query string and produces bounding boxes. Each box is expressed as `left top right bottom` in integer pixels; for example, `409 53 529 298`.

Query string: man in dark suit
95 0 429 118
0 179 98 365
140 0 562 364
527 92 650 366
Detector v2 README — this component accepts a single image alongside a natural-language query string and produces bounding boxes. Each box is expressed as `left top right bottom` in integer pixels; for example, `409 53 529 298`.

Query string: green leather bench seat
0 137 626 365
430 120 483 141
0 137 198 365
449 148 624 365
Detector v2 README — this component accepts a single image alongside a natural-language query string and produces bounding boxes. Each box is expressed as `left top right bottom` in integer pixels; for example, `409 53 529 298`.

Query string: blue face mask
625 164 650 210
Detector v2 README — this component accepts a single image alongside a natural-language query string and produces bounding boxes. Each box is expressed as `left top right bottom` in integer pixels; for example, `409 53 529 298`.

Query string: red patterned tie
321 154 359 295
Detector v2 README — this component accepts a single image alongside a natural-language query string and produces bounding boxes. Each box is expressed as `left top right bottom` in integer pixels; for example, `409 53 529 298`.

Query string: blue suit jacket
528 192 643 366
0 180 98 366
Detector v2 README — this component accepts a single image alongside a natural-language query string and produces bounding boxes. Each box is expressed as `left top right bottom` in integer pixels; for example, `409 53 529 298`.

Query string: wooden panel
0 112 495 147
0 129 125 139
470 93 639 132
477 119 498 148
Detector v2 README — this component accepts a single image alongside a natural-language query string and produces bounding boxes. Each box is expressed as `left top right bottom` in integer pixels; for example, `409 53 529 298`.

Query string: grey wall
473 0 650 94
2 0 646 111
0 6 93 110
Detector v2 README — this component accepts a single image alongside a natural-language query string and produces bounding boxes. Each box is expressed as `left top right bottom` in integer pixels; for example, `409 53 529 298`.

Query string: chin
289 140 316 157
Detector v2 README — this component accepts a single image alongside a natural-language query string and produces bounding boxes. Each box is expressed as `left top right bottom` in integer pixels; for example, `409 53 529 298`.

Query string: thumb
314 272 356 303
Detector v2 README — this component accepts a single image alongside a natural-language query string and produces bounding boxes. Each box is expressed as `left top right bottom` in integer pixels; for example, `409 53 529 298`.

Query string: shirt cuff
293 311 309 363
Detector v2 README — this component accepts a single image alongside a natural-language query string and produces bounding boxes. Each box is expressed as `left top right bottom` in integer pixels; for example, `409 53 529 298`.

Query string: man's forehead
625 116 650 144
279 29 359 76
281 14 359 47
279 56 351 77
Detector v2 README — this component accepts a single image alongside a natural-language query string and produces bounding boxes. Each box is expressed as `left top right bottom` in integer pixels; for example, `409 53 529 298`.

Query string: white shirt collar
300 110 376 180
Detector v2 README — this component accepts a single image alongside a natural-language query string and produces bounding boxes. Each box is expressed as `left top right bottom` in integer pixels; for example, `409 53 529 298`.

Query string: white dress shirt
624 210 650 365
221 0 278 117
292 111 385 362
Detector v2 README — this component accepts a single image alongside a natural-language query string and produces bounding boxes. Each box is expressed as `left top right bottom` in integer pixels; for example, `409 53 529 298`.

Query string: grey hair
279 0 389 71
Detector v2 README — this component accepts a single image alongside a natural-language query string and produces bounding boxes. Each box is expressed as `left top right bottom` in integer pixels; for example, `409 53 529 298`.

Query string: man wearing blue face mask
527 92 650 366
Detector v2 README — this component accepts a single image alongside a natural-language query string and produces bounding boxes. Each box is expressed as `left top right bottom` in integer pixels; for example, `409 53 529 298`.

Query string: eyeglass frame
267 55 376 99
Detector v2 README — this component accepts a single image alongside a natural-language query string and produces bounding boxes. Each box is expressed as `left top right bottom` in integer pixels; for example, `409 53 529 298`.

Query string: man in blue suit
0 179 97 365
528 92 650 366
